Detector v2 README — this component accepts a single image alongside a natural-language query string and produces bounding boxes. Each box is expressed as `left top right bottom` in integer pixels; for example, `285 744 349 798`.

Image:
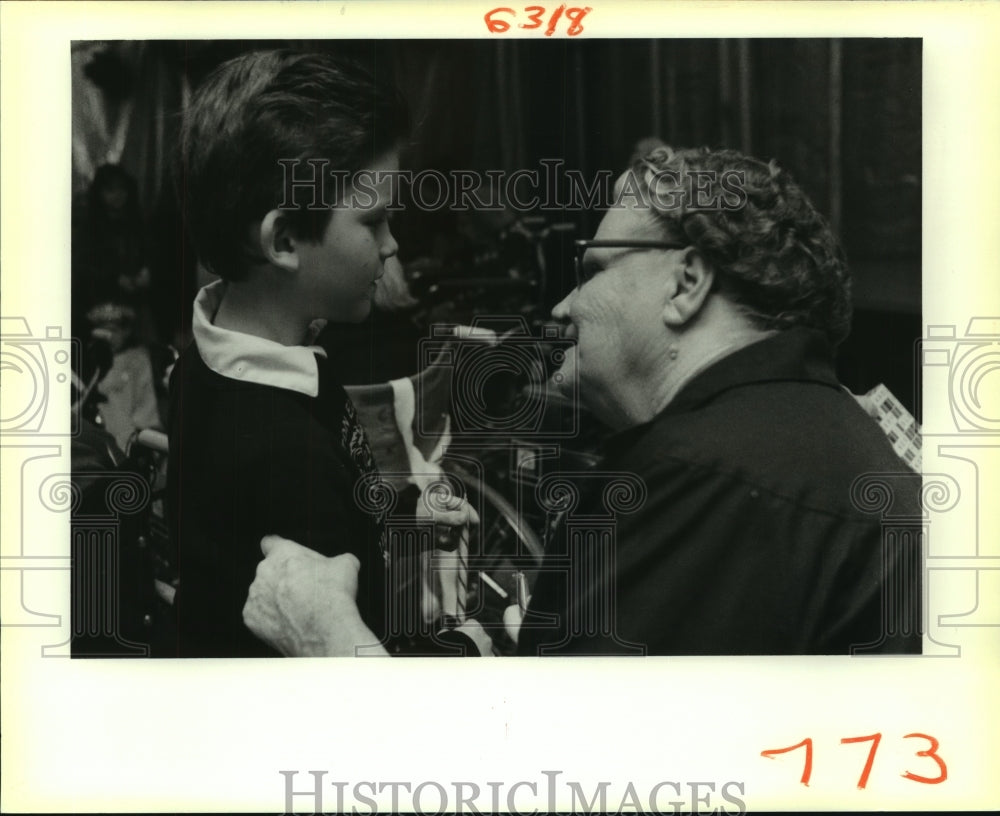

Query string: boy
167 50 409 656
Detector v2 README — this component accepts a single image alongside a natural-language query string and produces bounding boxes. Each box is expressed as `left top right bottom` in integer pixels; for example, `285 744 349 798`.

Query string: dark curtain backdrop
71 38 922 410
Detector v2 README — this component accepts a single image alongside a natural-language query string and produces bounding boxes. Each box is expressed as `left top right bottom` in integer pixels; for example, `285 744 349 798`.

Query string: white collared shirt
191 280 328 398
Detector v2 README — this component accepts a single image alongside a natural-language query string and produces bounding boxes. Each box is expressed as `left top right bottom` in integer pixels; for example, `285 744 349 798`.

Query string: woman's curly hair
634 146 852 345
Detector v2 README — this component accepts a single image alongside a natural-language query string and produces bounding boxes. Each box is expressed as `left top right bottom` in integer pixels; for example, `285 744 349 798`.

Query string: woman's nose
551 288 576 321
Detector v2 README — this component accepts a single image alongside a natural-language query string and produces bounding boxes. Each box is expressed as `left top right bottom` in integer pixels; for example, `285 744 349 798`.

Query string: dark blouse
518 328 922 656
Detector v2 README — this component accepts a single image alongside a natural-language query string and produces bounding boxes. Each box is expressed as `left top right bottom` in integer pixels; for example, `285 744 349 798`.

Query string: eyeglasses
573 239 688 290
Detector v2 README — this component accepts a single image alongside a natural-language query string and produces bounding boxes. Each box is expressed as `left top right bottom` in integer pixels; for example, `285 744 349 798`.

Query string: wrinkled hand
242 535 386 657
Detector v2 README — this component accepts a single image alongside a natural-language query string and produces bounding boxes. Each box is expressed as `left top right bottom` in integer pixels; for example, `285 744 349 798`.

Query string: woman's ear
258 209 299 272
661 248 715 327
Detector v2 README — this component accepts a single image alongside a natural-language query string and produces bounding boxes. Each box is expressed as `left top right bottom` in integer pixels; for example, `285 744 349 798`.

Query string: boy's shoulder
174 325 326 392
172 338 326 408
168 340 351 477
171 339 257 395
169 338 351 435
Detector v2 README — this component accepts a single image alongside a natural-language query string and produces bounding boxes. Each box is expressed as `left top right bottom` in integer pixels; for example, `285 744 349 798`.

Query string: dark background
72 38 921 413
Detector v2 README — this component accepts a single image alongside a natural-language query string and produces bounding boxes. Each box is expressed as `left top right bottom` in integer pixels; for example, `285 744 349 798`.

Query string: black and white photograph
68 37 923 660
2 2 998 813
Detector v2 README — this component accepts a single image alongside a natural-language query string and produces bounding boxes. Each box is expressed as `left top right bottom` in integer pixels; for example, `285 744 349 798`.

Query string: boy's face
296 149 400 324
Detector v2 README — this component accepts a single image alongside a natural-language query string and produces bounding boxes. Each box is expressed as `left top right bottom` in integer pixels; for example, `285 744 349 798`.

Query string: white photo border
2 1 998 812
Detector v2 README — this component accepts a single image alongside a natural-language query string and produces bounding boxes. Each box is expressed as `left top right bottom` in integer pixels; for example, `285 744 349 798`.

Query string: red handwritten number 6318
485 6 592 36
761 732 947 789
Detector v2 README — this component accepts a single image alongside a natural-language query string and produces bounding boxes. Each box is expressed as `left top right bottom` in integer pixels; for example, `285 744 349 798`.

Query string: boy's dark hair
177 49 409 281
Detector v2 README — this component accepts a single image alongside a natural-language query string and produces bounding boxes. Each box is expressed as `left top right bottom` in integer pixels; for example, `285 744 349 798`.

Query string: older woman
245 146 920 657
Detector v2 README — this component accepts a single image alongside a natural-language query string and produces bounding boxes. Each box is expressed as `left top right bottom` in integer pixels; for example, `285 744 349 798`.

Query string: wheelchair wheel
441 461 543 655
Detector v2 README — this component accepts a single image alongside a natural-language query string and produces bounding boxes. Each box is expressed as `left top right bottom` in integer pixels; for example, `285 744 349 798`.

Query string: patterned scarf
339 389 389 561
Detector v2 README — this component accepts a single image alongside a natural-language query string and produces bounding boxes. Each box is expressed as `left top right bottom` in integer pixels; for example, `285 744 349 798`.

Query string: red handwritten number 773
761 732 948 788
840 733 881 789
761 738 813 785
902 732 948 784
